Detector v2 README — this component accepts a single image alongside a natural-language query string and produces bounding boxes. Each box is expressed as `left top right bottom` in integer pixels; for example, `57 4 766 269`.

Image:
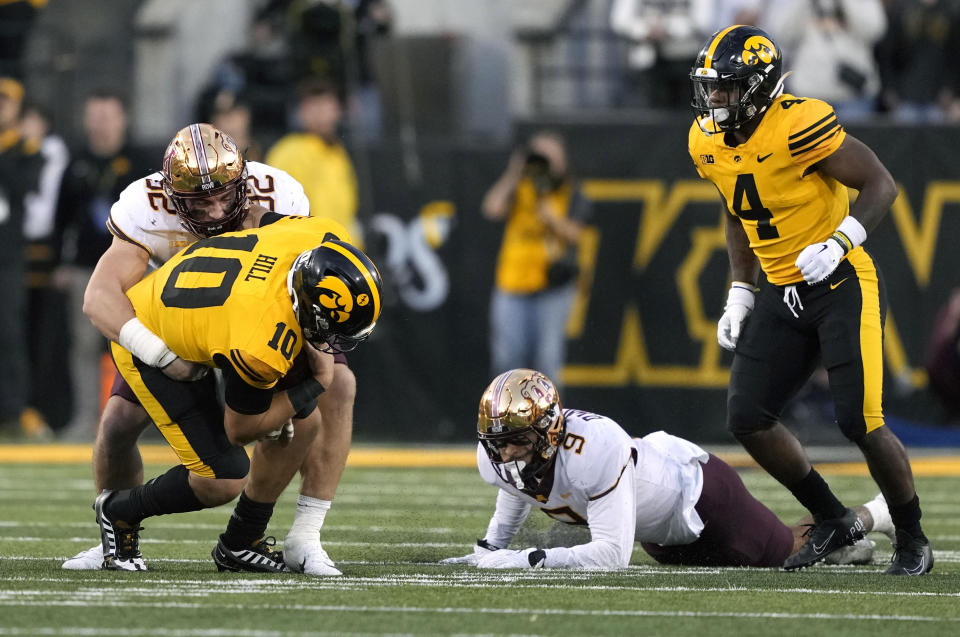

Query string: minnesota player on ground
91 212 381 572
64 124 362 575
441 369 891 570
688 25 931 574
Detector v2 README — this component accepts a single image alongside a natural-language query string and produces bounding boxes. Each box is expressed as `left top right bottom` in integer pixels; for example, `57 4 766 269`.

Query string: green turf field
1 454 958 636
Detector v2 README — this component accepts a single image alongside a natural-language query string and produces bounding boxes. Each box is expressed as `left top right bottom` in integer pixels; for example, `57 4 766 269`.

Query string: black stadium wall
349 119 960 444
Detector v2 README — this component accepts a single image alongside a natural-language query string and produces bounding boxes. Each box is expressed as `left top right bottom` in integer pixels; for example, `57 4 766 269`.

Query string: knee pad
205 446 251 480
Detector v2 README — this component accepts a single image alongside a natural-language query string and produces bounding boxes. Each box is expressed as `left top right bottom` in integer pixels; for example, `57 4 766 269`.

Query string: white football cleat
62 544 104 570
283 535 342 576
824 537 876 565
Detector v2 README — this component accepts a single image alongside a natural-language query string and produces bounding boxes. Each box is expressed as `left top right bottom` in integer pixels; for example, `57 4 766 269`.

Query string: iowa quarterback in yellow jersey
687 25 931 575
96 213 381 573
124 216 372 389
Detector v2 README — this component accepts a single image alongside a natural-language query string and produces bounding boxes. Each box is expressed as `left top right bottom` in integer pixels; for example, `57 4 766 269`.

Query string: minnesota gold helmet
162 123 249 237
478 369 565 493
287 238 383 353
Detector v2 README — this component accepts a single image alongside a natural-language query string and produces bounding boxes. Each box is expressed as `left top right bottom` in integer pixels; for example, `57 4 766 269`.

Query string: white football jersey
106 161 310 268
477 409 708 569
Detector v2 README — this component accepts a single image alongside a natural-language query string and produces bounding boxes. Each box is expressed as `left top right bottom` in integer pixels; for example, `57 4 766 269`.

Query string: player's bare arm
724 208 760 285
83 236 150 341
84 236 207 381
815 134 898 232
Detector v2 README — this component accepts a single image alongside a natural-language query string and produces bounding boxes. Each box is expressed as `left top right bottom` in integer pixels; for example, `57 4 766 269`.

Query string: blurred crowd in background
3 0 960 441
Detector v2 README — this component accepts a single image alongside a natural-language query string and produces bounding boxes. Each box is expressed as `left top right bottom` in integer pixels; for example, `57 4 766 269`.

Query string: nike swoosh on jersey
830 278 848 290
812 530 836 554
757 153 773 162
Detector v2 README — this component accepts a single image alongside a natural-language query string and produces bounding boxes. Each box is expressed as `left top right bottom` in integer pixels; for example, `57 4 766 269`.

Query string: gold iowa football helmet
162 123 249 237
477 369 565 492
287 237 383 353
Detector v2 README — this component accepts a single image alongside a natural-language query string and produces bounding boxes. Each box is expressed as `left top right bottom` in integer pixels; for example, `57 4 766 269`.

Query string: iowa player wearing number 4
93 213 381 573
688 25 931 574
441 369 892 570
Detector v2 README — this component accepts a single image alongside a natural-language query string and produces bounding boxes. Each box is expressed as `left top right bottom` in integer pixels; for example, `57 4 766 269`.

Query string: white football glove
263 420 295 443
795 217 866 284
795 239 845 284
439 540 499 566
717 283 755 351
476 547 546 570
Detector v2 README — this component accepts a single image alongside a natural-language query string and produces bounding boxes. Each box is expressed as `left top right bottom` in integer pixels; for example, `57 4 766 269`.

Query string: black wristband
287 377 325 415
528 548 547 568
828 234 850 255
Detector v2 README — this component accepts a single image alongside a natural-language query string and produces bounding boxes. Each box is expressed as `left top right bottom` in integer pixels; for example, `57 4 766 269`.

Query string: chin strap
503 461 526 490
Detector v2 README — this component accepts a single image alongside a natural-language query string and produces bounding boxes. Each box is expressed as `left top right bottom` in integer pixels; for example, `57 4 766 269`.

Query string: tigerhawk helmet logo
315 276 353 323
742 35 777 66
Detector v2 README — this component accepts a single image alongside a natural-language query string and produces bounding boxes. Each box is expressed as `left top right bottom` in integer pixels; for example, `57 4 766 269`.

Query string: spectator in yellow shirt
266 79 359 238
481 131 591 386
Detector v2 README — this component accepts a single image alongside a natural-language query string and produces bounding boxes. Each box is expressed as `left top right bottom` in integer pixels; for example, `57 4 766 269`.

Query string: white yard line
0 599 954 623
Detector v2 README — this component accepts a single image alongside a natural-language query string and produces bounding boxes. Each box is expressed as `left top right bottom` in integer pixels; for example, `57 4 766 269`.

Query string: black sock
888 494 926 540
221 491 275 550
106 465 205 523
788 468 847 521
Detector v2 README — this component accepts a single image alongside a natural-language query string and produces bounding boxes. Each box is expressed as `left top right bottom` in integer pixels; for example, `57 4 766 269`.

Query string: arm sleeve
482 489 532 549
542 460 637 569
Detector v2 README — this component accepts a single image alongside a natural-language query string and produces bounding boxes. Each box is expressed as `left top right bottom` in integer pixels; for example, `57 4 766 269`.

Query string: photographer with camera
480 130 591 386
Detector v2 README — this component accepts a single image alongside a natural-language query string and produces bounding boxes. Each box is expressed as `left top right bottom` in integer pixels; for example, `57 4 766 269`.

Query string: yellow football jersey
126 215 351 389
688 94 849 285
495 178 574 293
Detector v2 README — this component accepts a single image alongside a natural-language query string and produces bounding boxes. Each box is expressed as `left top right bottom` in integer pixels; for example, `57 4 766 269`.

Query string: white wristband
835 216 867 251
118 317 177 368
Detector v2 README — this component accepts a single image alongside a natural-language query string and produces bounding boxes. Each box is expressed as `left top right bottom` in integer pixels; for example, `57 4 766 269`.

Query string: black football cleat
783 507 864 571
94 490 147 571
885 530 933 575
212 535 287 573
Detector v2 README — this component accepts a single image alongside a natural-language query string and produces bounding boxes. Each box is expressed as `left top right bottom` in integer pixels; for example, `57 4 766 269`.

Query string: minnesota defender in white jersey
106 159 308 268
64 124 356 576
442 369 893 570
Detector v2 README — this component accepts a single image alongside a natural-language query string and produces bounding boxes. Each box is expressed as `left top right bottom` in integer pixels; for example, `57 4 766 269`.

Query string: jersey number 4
732 173 779 239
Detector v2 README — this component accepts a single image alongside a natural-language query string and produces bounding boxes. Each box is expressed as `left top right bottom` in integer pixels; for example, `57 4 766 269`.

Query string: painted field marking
0 598 954 623
3 445 960 476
